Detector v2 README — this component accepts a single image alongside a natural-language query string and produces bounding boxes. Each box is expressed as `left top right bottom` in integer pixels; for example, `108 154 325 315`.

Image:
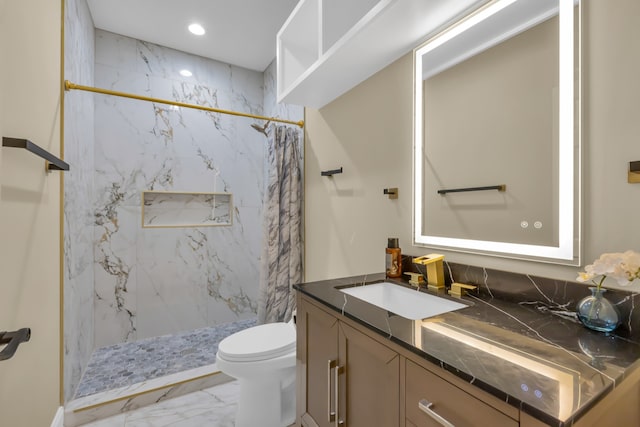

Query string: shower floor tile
75 318 256 398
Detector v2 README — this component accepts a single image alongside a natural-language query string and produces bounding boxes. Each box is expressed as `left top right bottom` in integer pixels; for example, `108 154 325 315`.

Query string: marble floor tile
78 413 127 427
78 381 239 427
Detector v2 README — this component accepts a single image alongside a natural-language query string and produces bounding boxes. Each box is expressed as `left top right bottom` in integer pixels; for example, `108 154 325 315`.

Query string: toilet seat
217 322 295 362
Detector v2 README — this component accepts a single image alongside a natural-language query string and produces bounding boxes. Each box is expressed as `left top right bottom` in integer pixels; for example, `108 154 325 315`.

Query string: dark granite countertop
294 273 640 426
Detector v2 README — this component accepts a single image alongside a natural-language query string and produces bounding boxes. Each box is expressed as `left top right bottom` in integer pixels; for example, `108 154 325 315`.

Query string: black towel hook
321 167 343 177
0 328 31 361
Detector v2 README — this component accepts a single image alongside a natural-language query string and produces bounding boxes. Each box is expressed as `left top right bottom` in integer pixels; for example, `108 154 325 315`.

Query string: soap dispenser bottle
385 238 402 278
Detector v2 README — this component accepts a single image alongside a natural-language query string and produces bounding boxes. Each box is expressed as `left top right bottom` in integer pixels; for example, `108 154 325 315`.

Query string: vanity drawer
405 359 517 427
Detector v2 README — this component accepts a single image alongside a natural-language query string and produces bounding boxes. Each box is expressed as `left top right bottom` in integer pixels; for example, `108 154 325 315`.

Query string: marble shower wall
92 30 302 348
64 0 95 401
263 59 303 124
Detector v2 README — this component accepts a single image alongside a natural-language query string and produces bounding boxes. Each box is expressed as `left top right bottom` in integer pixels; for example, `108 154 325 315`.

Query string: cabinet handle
336 365 344 426
418 399 454 427
328 360 336 422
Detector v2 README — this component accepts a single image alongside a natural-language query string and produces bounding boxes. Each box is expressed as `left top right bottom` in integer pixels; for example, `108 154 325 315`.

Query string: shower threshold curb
64 363 232 426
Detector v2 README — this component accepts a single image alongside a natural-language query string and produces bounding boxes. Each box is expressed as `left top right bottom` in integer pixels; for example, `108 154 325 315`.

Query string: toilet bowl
216 322 296 427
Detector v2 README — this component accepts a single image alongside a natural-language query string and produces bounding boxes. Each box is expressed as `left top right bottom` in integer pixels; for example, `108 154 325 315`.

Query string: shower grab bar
438 184 505 195
0 328 31 361
2 137 70 171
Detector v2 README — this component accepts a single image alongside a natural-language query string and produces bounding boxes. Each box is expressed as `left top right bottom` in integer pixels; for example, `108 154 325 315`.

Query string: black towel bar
2 137 70 171
438 184 506 195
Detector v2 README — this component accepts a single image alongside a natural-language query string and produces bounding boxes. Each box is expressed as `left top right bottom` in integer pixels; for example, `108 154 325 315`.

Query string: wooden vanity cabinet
405 359 517 427
297 296 339 427
297 292 640 427
297 295 400 427
297 293 517 427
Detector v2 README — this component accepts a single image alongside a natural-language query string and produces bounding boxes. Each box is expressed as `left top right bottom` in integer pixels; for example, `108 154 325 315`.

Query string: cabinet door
297 296 339 427
339 322 400 427
405 359 517 427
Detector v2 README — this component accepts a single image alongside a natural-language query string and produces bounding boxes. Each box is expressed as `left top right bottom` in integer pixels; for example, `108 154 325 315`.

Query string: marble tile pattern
64 27 302 402
67 368 232 427
262 60 304 125
75 318 256 398
91 30 303 348
295 266 640 426
440 260 640 336
64 0 96 402
142 192 232 227
74 380 240 427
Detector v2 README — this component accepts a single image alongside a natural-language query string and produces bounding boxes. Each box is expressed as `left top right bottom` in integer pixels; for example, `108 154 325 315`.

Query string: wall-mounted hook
383 188 398 199
321 167 343 177
0 328 31 361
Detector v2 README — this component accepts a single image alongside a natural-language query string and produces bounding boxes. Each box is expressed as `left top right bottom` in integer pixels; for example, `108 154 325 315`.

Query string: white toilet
216 321 296 427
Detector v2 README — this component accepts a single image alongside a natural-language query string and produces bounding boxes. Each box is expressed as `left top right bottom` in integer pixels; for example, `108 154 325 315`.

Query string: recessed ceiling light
180 69 193 77
188 23 205 36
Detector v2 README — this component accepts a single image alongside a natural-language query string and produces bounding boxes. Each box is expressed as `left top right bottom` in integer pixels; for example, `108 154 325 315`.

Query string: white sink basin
339 282 468 320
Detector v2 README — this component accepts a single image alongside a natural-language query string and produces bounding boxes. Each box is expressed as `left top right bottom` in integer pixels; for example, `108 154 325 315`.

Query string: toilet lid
217 322 296 362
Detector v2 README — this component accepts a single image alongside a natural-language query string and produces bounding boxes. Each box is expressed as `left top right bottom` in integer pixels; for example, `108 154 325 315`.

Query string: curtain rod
64 80 304 128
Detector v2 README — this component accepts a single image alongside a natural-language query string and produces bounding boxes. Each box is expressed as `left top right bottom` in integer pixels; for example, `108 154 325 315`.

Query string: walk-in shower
64 1 303 408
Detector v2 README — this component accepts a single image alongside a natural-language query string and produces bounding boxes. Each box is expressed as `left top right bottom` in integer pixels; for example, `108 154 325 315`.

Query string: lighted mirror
413 0 580 265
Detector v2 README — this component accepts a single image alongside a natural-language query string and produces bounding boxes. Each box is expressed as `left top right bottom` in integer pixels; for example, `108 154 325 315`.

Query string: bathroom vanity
294 274 640 427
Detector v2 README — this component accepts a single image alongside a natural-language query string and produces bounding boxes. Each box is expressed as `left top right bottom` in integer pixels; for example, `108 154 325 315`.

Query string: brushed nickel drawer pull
328 360 336 422
418 399 454 427
336 365 345 426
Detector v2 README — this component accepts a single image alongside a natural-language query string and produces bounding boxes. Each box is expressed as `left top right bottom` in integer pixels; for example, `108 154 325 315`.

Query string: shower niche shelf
142 191 233 228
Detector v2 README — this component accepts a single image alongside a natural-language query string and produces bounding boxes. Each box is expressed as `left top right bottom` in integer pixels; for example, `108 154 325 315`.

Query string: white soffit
86 0 299 72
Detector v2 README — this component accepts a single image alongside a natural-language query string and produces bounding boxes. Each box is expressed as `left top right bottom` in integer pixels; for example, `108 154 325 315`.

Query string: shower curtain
257 124 303 324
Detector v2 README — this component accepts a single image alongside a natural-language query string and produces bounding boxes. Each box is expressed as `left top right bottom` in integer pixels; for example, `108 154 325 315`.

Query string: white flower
621 250 640 279
577 250 640 288
576 271 595 282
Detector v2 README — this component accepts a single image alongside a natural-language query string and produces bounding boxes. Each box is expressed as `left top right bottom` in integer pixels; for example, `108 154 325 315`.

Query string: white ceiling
86 0 300 72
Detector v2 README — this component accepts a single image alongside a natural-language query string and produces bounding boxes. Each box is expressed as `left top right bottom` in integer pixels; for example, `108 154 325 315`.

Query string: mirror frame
413 0 581 265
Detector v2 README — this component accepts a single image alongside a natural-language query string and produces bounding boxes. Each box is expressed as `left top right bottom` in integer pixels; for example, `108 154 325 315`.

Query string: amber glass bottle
385 238 402 278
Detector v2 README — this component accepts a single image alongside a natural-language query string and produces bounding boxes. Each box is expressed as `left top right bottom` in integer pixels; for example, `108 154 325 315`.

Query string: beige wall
304 51 414 281
304 0 640 284
0 0 62 425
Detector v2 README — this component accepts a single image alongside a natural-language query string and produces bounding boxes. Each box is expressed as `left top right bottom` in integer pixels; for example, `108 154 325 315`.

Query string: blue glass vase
576 287 620 333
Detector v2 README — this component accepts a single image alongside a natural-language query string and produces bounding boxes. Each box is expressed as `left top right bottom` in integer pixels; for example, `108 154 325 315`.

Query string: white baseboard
50 406 64 427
